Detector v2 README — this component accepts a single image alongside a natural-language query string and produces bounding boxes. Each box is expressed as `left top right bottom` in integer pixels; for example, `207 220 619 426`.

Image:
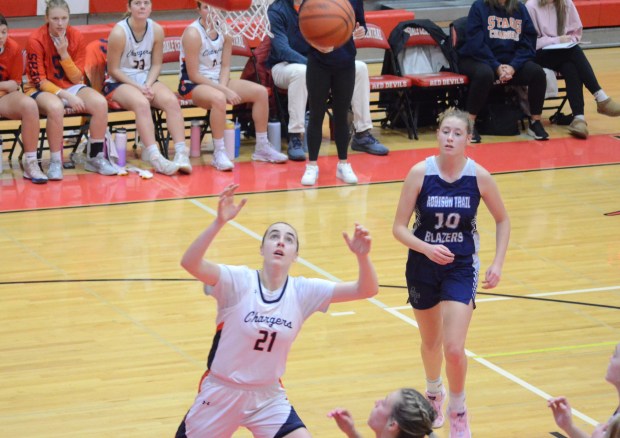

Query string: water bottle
190 120 202 158
234 120 241 158
267 119 281 152
224 121 236 160
115 128 127 166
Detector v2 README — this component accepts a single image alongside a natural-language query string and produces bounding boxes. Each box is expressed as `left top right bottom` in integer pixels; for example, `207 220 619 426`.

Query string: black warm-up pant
306 56 355 162
458 58 547 117
534 45 601 116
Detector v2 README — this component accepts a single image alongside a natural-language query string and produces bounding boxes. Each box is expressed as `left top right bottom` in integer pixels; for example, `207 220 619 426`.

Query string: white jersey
180 19 224 84
204 264 334 386
106 18 155 85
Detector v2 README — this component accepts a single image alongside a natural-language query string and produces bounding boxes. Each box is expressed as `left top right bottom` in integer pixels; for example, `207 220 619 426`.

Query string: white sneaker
173 150 192 174
144 149 179 175
47 160 63 181
252 142 288 163
301 164 319 186
85 153 117 176
336 162 357 184
22 157 48 184
211 147 234 171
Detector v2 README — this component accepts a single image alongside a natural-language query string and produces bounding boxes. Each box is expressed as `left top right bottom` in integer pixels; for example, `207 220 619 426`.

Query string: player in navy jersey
392 108 510 437
176 183 378 438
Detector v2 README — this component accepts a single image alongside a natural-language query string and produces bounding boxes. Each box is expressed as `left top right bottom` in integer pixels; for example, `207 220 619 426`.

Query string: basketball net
207 0 272 40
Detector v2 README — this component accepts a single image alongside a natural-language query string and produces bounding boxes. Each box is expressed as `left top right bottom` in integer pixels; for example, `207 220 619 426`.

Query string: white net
208 0 272 41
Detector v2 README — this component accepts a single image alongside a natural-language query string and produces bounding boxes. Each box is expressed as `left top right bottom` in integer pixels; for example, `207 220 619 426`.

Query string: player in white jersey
178 1 287 172
175 183 379 438
104 0 189 176
393 108 510 437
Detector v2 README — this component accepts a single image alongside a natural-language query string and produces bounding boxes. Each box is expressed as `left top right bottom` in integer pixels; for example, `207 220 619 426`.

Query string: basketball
299 0 355 49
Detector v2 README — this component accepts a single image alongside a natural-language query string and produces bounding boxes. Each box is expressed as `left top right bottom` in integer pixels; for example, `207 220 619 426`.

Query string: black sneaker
527 120 549 140
471 126 481 144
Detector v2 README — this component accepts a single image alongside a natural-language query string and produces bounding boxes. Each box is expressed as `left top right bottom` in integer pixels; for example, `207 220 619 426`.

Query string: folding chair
391 21 468 140
354 23 415 138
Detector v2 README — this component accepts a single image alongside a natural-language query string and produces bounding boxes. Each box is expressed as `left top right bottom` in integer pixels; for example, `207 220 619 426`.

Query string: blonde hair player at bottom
392 108 510 437
179 1 287 171
328 388 437 437
175 183 379 437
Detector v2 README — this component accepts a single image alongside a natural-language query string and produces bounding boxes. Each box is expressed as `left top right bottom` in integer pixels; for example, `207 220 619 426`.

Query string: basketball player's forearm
355 255 378 298
493 218 510 267
181 220 225 273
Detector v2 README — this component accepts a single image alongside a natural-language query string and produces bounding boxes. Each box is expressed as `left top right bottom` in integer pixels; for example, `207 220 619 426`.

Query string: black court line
379 284 620 310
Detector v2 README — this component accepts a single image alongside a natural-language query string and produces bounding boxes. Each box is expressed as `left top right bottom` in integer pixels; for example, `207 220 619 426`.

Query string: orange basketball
299 0 355 49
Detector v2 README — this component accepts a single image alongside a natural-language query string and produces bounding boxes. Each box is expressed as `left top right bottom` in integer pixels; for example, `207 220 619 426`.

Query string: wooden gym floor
0 48 619 437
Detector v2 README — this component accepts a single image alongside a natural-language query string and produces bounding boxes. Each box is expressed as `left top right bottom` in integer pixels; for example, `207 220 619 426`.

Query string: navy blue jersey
413 156 482 256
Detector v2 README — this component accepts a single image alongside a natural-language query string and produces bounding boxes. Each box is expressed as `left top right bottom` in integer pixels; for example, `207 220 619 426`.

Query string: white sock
426 377 444 395
174 142 187 154
24 152 37 161
593 90 609 102
90 138 104 144
574 114 586 121
449 391 466 414
213 138 225 150
256 132 268 144
50 151 62 163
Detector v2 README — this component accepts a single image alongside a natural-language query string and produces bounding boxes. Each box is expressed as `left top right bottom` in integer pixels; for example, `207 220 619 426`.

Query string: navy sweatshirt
458 0 537 72
267 0 365 70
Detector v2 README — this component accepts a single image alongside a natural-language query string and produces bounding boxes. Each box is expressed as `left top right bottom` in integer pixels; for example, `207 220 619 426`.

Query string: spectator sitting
458 0 549 143
525 0 620 139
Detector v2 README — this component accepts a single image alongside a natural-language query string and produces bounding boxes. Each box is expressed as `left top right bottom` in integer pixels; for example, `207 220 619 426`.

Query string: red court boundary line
1 134 619 213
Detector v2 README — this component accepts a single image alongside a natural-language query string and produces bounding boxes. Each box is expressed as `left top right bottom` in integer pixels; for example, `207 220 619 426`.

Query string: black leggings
458 58 547 117
306 56 355 161
535 45 601 116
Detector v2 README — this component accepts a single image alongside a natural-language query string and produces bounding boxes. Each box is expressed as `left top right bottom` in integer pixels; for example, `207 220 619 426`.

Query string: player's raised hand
343 223 372 256
216 184 247 224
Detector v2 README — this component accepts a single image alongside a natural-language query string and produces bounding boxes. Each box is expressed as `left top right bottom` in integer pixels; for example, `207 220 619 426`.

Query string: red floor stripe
1 134 619 213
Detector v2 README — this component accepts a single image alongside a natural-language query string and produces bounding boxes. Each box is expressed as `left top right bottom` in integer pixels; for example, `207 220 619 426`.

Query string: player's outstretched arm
331 223 378 303
181 184 247 285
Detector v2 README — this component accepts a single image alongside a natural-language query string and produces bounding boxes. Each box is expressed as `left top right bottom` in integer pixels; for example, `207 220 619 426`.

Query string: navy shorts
405 250 479 310
178 80 197 97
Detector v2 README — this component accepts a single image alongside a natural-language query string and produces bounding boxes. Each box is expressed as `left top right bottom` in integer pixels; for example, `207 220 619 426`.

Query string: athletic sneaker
287 134 306 161
527 120 549 140
173 150 192 174
22 157 48 184
301 164 319 186
336 162 358 184
145 149 179 175
448 408 471 438
426 389 446 428
252 142 288 163
85 153 117 176
567 118 589 139
211 147 234 171
350 131 389 155
47 160 63 181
